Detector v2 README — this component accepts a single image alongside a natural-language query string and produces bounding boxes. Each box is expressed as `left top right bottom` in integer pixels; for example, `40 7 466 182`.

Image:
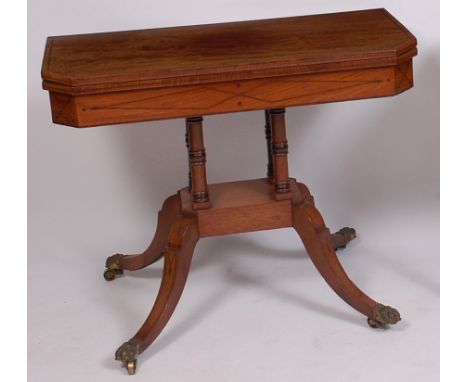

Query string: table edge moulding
41 8 417 375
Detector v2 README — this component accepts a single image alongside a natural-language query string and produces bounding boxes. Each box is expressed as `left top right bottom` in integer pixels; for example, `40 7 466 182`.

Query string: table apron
48 60 413 128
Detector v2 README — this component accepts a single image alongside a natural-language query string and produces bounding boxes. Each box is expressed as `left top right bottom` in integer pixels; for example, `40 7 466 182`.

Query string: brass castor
126 360 136 375
103 254 124 281
103 268 123 281
115 338 142 375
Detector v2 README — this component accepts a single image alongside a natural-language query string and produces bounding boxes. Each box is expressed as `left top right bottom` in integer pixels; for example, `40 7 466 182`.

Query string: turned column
185 129 192 188
186 117 210 209
264 110 274 183
269 108 291 200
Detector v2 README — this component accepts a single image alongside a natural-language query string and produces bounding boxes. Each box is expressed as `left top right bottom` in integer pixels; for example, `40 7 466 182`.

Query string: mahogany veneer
42 8 416 127
41 8 417 375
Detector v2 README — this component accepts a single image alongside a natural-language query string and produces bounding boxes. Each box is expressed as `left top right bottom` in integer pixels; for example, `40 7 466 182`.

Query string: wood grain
117 194 180 271
134 214 199 352
43 8 417 127
48 62 413 127
180 178 303 237
44 9 414 373
292 190 377 318
42 9 416 95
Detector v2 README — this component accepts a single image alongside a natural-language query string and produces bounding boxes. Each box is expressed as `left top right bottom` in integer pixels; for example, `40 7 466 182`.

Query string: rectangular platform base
179 178 303 237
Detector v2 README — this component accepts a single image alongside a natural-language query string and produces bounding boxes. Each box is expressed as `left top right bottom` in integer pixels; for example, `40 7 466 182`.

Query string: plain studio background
28 1 439 381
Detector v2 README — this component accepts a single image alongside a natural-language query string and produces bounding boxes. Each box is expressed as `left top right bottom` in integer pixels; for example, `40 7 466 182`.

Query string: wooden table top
42 9 417 127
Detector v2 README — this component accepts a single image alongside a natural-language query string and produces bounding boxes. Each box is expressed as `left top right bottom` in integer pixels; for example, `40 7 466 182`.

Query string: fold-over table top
42 8 417 95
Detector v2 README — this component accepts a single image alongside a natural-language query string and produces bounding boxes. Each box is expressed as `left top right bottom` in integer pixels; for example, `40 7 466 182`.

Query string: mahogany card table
41 8 417 374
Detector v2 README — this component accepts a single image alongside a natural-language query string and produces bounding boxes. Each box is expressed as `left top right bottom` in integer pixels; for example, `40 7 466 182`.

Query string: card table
42 8 417 374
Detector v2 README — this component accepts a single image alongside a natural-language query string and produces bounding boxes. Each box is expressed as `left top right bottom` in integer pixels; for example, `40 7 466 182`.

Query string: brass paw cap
105 254 124 270
338 227 357 241
115 338 143 363
373 303 401 325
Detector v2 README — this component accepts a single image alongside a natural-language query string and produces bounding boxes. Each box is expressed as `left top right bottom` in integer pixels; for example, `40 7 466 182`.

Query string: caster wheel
115 338 142 375
127 360 137 375
367 318 384 329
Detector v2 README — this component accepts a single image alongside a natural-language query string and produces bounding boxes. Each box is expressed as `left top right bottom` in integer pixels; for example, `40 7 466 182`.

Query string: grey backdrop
28 1 439 381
